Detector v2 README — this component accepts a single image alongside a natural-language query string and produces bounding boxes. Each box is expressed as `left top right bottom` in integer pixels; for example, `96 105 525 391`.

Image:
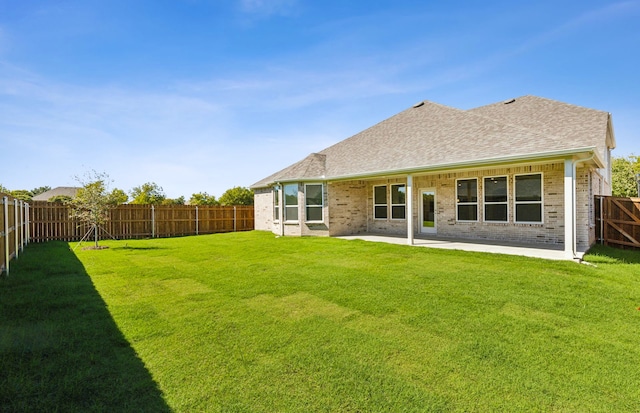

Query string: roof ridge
470 95 609 114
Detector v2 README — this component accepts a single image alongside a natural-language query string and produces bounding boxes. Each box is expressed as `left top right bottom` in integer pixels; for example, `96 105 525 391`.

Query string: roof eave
325 147 604 182
252 147 604 189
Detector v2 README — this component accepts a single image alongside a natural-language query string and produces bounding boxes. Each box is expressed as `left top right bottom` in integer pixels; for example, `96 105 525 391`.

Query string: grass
1 231 640 412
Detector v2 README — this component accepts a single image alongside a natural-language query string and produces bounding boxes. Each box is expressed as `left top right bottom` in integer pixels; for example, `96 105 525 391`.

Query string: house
31 187 80 201
251 96 616 259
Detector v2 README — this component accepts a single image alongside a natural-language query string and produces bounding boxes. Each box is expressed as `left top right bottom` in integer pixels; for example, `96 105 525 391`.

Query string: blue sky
1 0 639 199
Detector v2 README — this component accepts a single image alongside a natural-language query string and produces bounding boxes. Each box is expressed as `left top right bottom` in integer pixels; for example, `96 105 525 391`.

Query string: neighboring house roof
252 95 614 188
31 186 80 201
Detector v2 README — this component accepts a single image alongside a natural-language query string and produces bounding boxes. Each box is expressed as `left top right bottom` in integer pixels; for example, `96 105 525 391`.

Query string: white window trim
273 185 280 222
283 183 299 223
483 175 509 223
390 184 407 221
373 185 388 220
456 178 478 222
304 183 324 223
514 172 544 224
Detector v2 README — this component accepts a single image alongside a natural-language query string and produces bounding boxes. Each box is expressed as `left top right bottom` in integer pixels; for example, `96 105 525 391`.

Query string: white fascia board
326 147 603 182
253 147 603 187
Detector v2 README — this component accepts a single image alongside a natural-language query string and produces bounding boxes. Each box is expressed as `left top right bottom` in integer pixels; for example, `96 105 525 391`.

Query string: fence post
19 200 24 253
195 206 199 235
25 203 30 244
151 205 155 238
3 196 9 275
14 199 19 258
233 206 237 232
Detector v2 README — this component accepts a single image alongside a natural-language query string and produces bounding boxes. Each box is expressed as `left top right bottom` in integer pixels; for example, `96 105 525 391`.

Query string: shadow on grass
0 242 172 412
584 244 640 264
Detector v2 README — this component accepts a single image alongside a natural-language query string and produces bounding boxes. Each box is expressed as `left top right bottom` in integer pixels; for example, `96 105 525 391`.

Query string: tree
219 186 254 206
189 192 219 206
611 155 640 197
218 186 253 205
31 186 52 196
10 190 33 202
0 184 8 194
130 182 166 205
69 171 120 248
161 196 185 205
110 188 129 204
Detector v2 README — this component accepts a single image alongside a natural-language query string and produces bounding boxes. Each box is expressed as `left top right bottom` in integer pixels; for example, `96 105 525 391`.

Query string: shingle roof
468 95 613 159
31 186 80 201
252 96 612 188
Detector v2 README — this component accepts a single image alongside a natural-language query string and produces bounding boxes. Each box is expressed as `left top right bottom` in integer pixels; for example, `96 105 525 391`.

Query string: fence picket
28 203 254 243
596 195 640 250
1 193 30 274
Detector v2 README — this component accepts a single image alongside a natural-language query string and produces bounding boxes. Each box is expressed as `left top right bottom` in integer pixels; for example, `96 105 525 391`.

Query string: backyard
1 231 639 412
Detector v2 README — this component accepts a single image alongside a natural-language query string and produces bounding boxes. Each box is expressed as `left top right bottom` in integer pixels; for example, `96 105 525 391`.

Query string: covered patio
337 234 588 261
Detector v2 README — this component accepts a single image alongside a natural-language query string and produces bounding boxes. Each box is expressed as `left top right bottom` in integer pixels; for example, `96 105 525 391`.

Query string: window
374 185 387 219
456 178 478 221
273 185 280 221
391 184 406 219
515 174 542 223
284 184 298 221
484 176 508 222
305 184 323 222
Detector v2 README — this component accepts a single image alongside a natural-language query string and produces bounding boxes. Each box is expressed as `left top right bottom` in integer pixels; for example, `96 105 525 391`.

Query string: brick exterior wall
254 161 609 249
327 180 368 236
412 164 565 245
253 188 273 232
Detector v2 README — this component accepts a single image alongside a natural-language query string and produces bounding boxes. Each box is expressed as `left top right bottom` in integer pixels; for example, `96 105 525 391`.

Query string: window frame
304 183 324 223
483 175 509 223
283 183 299 222
373 185 388 220
273 185 280 222
456 178 478 222
390 184 406 220
514 173 543 224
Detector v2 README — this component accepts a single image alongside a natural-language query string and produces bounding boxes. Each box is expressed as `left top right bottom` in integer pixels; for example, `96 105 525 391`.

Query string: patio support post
407 174 414 245
564 158 576 259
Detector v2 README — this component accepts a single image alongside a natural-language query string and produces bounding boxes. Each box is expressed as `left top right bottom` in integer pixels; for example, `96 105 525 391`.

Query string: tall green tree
0 184 9 194
161 196 185 205
189 192 219 206
611 155 640 197
69 171 120 248
218 186 254 206
110 188 129 204
10 190 32 202
130 182 166 205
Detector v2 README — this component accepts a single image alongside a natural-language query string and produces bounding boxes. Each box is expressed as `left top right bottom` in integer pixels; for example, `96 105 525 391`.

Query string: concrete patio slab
336 234 586 261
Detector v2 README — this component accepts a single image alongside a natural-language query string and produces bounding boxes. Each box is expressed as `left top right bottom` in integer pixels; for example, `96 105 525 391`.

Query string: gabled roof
31 186 80 201
252 96 613 188
468 95 615 157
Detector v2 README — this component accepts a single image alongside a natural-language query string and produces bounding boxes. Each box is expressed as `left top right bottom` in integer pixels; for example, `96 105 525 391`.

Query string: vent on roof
413 101 425 108
503 98 516 104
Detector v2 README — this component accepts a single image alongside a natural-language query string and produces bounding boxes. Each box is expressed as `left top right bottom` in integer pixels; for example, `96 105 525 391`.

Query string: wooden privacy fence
29 202 254 243
1 193 30 275
595 196 640 250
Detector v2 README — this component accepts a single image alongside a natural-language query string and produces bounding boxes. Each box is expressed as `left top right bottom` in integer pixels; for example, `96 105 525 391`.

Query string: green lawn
1 231 640 412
